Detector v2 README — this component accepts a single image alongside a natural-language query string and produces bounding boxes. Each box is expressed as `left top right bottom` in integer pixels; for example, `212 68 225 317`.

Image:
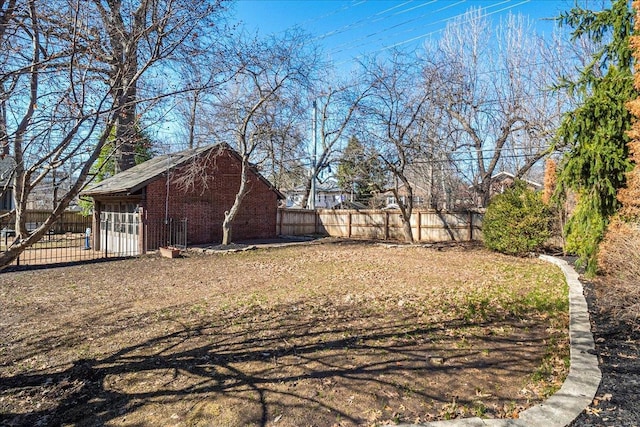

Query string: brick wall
143 148 279 245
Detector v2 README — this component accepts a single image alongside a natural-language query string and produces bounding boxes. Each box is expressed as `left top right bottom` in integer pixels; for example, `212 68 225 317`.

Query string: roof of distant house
288 177 344 194
491 171 542 189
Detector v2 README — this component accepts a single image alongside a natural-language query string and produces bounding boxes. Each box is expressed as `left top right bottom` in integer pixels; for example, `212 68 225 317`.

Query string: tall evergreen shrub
483 181 552 256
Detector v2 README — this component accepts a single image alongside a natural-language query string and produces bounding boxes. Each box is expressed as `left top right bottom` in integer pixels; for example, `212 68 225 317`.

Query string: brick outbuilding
81 144 283 255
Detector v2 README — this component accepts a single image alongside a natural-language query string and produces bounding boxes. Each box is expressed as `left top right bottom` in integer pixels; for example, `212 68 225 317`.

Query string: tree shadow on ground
0 299 559 427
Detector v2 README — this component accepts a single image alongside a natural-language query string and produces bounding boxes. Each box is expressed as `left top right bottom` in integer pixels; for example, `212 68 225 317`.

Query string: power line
295 0 369 31
328 0 463 56
313 0 426 42
331 0 533 67
377 1 531 52
328 0 467 55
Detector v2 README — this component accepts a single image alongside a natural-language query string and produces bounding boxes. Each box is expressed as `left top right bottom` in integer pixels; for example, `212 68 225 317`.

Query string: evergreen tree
336 136 384 204
619 1 640 221
554 0 636 274
92 127 156 182
80 127 156 215
484 180 552 256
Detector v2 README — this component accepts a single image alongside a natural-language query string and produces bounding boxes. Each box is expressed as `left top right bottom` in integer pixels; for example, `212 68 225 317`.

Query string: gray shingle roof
81 144 283 199
81 145 222 197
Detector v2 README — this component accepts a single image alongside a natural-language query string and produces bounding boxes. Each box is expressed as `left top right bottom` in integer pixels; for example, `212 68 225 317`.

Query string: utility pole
309 100 317 210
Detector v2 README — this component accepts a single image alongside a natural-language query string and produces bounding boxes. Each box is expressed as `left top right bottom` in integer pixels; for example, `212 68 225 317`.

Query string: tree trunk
222 211 232 245
299 175 313 209
394 187 414 243
103 1 140 174
221 155 250 245
114 99 137 173
478 178 492 208
113 67 138 173
401 217 414 243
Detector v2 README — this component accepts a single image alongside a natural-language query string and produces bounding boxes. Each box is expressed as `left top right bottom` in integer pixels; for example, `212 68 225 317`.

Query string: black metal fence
1 218 98 267
145 218 188 251
2 216 188 268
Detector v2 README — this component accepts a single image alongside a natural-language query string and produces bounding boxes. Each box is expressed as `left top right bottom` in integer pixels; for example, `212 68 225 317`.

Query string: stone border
391 255 601 427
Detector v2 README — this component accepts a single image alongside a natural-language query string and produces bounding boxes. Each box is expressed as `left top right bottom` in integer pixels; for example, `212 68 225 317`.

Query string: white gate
100 203 140 256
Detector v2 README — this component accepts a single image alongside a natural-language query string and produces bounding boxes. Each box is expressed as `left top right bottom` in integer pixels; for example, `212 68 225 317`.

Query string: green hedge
483 181 552 256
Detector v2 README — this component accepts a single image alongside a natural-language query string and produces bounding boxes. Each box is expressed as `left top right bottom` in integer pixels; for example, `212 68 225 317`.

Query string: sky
230 0 577 70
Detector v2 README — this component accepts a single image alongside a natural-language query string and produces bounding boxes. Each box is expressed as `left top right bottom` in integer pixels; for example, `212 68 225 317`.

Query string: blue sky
231 0 576 69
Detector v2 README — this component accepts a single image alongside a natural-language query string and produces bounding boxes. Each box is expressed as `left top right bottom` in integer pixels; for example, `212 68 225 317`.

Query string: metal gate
100 203 140 256
144 218 187 251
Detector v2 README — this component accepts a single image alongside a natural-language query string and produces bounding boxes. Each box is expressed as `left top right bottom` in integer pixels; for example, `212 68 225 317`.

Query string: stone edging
390 255 601 427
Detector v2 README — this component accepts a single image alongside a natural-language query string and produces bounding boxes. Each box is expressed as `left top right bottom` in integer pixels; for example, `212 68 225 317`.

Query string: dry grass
0 241 569 426
597 220 640 328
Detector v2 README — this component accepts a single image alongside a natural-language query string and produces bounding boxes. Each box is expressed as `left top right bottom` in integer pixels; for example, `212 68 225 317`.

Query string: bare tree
82 0 226 171
298 80 371 209
358 52 437 243
171 38 235 151
428 9 570 207
256 98 308 191
203 29 320 244
0 0 227 268
175 67 211 150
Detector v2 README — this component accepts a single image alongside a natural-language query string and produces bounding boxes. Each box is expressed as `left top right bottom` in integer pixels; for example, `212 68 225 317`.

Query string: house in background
0 156 16 211
81 143 283 255
382 180 429 209
466 172 543 208
379 162 473 211
25 169 83 211
489 171 542 196
284 177 346 209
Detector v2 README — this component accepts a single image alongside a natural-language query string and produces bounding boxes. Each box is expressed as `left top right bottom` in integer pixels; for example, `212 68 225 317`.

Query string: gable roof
491 171 542 189
81 143 283 198
288 177 344 195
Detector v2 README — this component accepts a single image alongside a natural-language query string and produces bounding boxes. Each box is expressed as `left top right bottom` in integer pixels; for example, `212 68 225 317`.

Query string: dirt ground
0 241 569 426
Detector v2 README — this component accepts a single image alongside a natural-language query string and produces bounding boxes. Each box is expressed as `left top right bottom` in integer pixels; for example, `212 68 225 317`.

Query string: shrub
597 218 640 328
483 181 552 256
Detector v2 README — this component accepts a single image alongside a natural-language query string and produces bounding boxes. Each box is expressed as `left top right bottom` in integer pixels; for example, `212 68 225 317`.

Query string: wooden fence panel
317 210 349 237
278 208 483 242
277 209 317 236
0 210 88 233
350 211 387 240
416 211 470 241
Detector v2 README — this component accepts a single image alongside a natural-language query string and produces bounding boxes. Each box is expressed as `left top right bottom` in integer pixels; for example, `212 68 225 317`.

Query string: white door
100 203 140 256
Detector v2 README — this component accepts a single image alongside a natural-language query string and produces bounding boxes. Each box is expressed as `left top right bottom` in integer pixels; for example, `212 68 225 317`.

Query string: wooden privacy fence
277 208 483 242
0 209 88 233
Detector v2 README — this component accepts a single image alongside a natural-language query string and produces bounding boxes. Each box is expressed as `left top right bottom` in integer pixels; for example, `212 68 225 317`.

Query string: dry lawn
0 240 569 426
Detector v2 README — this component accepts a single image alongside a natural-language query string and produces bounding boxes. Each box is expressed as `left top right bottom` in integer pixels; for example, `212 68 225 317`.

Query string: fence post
142 217 147 254
384 211 389 240
104 219 108 258
417 211 422 242
169 218 173 247
347 212 352 238
468 210 473 241
277 209 282 236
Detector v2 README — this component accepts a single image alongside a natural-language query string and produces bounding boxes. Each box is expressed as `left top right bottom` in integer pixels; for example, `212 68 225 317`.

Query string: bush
483 181 552 256
597 218 640 328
